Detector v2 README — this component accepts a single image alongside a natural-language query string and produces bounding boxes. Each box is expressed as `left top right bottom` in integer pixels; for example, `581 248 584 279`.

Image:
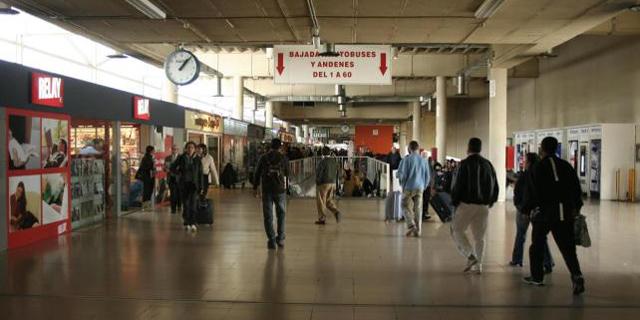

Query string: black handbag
574 213 591 248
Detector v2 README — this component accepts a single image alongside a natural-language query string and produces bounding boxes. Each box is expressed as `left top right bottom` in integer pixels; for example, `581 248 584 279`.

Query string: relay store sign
133 96 150 120
273 45 392 85
31 73 64 107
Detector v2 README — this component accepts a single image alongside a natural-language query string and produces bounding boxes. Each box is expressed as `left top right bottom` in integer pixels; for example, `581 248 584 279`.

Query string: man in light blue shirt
396 140 431 237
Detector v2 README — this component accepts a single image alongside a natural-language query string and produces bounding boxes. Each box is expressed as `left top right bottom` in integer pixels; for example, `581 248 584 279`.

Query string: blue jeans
262 192 286 242
512 212 554 268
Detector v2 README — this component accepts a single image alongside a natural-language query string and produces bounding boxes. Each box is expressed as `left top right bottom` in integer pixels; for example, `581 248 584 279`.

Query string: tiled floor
1 188 640 319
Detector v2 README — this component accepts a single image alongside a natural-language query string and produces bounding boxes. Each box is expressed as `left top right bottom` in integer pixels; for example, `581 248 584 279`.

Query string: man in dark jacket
386 147 402 170
254 138 289 249
171 141 205 232
509 153 554 271
164 145 181 214
450 138 499 275
522 137 585 295
315 146 341 225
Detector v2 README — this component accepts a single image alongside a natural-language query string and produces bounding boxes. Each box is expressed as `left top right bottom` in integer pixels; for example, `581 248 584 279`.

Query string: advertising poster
41 118 69 168
8 115 41 170
6 108 71 248
8 175 42 233
42 173 69 225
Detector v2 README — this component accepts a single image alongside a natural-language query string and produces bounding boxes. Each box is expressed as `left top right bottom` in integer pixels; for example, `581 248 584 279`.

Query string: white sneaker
468 264 482 275
463 255 479 273
191 225 198 231
184 225 190 231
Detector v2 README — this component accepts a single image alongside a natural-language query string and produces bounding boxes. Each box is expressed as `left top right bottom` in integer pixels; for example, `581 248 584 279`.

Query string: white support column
412 101 421 146
233 76 244 121
302 124 309 143
489 68 508 202
162 79 178 104
435 76 447 163
265 101 273 129
399 122 408 156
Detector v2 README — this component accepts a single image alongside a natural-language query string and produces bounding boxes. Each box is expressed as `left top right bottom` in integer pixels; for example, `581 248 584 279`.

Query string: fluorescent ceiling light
474 0 505 19
125 0 166 19
0 2 19 15
107 53 128 59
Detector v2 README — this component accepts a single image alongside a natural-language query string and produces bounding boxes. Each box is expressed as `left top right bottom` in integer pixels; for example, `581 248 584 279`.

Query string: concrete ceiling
10 1 637 47
7 0 640 101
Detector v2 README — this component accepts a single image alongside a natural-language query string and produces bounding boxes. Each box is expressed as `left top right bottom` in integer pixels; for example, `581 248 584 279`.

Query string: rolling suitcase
196 198 214 225
430 192 454 223
384 191 404 221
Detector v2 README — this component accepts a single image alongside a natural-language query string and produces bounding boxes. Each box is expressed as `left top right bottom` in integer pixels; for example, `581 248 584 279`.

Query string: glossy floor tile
1 188 640 319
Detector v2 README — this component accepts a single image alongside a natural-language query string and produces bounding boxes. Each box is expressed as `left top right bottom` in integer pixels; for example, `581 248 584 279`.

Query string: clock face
164 49 200 86
341 125 350 133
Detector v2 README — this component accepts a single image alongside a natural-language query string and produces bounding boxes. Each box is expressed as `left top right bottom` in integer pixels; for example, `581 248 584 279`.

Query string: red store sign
31 72 64 108
133 96 150 120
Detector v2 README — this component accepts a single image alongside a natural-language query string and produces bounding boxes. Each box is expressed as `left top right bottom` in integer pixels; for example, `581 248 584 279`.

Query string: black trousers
530 215 582 281
142 179 155 202
181 184 199 226
168 180 181 212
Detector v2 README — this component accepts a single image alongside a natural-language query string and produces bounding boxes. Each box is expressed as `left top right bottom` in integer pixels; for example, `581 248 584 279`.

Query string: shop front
222 118 248 188
0 60 185 250
184 109 223 177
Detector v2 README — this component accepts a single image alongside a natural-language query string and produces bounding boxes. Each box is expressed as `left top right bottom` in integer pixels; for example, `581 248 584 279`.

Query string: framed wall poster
5 108 71 249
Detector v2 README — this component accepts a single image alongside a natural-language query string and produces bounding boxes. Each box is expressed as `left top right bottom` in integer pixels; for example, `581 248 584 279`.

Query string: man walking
254 138 289 250
522 137 585 295
315 146 342 225
164 145 181 214
396 141 431 237
450 138 498 274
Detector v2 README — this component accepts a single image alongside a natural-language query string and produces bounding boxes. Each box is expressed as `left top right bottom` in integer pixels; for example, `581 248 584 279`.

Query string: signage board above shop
31 72 64 107
133 96 150 120
185 110 223 134
273 45 392 85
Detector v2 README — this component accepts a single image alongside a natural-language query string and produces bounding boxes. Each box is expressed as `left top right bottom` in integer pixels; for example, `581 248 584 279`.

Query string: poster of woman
8 175 42 233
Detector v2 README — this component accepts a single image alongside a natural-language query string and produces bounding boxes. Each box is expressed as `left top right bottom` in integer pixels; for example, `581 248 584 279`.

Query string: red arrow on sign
379 52 388 75
276 53 285 75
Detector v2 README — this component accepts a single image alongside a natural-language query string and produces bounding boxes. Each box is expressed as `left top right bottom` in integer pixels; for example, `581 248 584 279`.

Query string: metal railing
288 156 390 198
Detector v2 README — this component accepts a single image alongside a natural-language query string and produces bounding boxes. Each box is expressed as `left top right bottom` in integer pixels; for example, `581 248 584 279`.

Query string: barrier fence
288 156 390 199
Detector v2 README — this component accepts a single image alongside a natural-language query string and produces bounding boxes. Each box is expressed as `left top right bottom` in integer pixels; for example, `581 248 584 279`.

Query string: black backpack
264 154 285 191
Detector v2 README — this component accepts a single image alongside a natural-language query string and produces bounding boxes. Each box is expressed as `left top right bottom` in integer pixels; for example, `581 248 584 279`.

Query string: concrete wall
508 35 640 134
446 98 490 159
438 35 640 161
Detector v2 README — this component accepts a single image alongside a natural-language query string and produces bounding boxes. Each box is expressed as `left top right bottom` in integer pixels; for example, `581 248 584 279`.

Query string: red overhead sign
133 96 150 120
31 73 64 108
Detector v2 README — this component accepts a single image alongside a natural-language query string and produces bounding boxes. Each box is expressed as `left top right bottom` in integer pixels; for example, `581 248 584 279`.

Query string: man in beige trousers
315 147 342 225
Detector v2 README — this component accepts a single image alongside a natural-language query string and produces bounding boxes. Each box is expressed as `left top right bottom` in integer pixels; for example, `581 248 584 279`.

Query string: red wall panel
354 125 393 155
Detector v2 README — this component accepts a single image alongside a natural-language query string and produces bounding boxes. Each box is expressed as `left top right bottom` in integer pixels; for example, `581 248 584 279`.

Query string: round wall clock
164 49 201 86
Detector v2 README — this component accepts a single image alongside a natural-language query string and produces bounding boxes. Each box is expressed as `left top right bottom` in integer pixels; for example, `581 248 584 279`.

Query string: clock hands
178 56 193 71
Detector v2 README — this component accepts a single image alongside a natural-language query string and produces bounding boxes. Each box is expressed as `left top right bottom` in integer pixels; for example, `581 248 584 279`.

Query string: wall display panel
5 108 71 249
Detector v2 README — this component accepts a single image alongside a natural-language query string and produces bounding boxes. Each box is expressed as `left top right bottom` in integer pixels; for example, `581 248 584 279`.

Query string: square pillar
489 68 508 202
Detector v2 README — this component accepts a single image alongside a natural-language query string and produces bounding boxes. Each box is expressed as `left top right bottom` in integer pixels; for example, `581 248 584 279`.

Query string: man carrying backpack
450 138 499 275
253 138 289 250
